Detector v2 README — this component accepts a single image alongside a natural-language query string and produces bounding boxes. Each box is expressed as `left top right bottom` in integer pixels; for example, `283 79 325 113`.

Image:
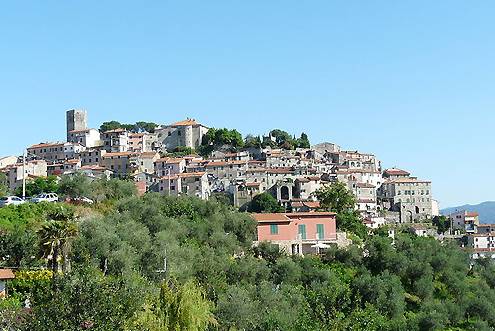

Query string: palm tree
38 206 78 274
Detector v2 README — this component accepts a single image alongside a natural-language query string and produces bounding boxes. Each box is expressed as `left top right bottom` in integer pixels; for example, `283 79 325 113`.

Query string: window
317 224 325 240
298 224 306 240
270 224 279 235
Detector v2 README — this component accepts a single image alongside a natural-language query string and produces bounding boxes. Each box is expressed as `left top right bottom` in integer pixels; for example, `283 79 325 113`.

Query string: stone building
66 109 88 141
378 176 433 223
155 119 209 152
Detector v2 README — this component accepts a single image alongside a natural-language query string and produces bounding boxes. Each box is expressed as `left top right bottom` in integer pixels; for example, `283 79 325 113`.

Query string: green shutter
270 224 278 235
317 224 325 240
298 224 306 240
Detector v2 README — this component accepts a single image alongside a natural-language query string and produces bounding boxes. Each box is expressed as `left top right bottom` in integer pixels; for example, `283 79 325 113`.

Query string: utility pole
22 149 26 199
167 167 171 196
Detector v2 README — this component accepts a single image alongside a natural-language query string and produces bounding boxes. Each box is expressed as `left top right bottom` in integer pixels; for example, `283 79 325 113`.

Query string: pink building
252 212 346 255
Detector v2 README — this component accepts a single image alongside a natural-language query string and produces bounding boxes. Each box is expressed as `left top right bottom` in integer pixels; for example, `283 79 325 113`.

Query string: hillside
441 201 495 223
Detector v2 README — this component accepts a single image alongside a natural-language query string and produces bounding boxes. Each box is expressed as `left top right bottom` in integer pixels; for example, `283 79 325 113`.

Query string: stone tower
66 109 88 140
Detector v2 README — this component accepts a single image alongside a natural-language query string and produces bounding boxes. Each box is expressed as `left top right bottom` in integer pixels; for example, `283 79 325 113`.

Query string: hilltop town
1 109 436 221
1 109 490 257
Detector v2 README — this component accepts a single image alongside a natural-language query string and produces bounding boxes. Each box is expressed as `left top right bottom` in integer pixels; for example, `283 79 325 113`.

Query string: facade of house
0 156 18 170
154 157 187 176
252 212 350 255
102 129 129 153
100 152 134 176
80 149 106 166
448 210 480 233
27 142 66 162
129 152 160 174
6 160 48 191
67 128 102 148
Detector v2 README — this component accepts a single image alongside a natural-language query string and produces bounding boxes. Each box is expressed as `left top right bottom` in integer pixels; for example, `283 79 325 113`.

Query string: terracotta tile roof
356 183 376 188
65 159 80 164
384 168 410 176
385 178 431 184
137 152 160 158
206 160 247 167
159 175 180 180
171 119 199 126
28 142 64 149
303 201 320 208
179 172 206 178
251 212 336 223
251 213 291 222
156 157 185 164
0 269 15 280
466 212 479 217
104 128 127 133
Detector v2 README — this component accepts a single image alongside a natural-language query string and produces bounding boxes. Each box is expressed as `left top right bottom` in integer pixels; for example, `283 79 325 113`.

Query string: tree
297 132 310 148
314 181 356 214
200 128 244 155
26 266 146 331
100 121 122 132
127 279 216 331
134 121 158 133
38 206 78 273
269 129 294 147
90 178 137 202
244 134 262 148
247 193 283 213
337 211 368 239
432 215 450 234
0 172 8 196
15 176 59 197
58 172 91 199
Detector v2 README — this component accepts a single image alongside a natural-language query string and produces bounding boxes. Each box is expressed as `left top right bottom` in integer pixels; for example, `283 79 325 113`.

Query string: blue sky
0 1 493 207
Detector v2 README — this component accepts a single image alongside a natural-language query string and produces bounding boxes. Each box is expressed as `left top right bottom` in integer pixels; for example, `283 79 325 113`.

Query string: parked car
31 193 59 203
71 196 94 205
0 196 26 207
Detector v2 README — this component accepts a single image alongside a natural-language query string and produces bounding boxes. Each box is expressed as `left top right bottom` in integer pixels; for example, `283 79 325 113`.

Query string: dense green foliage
14 175 58 197
432 215 451 234
2 187 495 330
99 121 158 133
199 128 244 156
0 172 8 196
314 181 356 214
246 192 284 213
264 130 311 150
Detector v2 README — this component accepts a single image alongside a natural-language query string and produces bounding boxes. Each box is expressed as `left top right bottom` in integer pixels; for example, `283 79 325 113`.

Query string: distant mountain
441 201 495 223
